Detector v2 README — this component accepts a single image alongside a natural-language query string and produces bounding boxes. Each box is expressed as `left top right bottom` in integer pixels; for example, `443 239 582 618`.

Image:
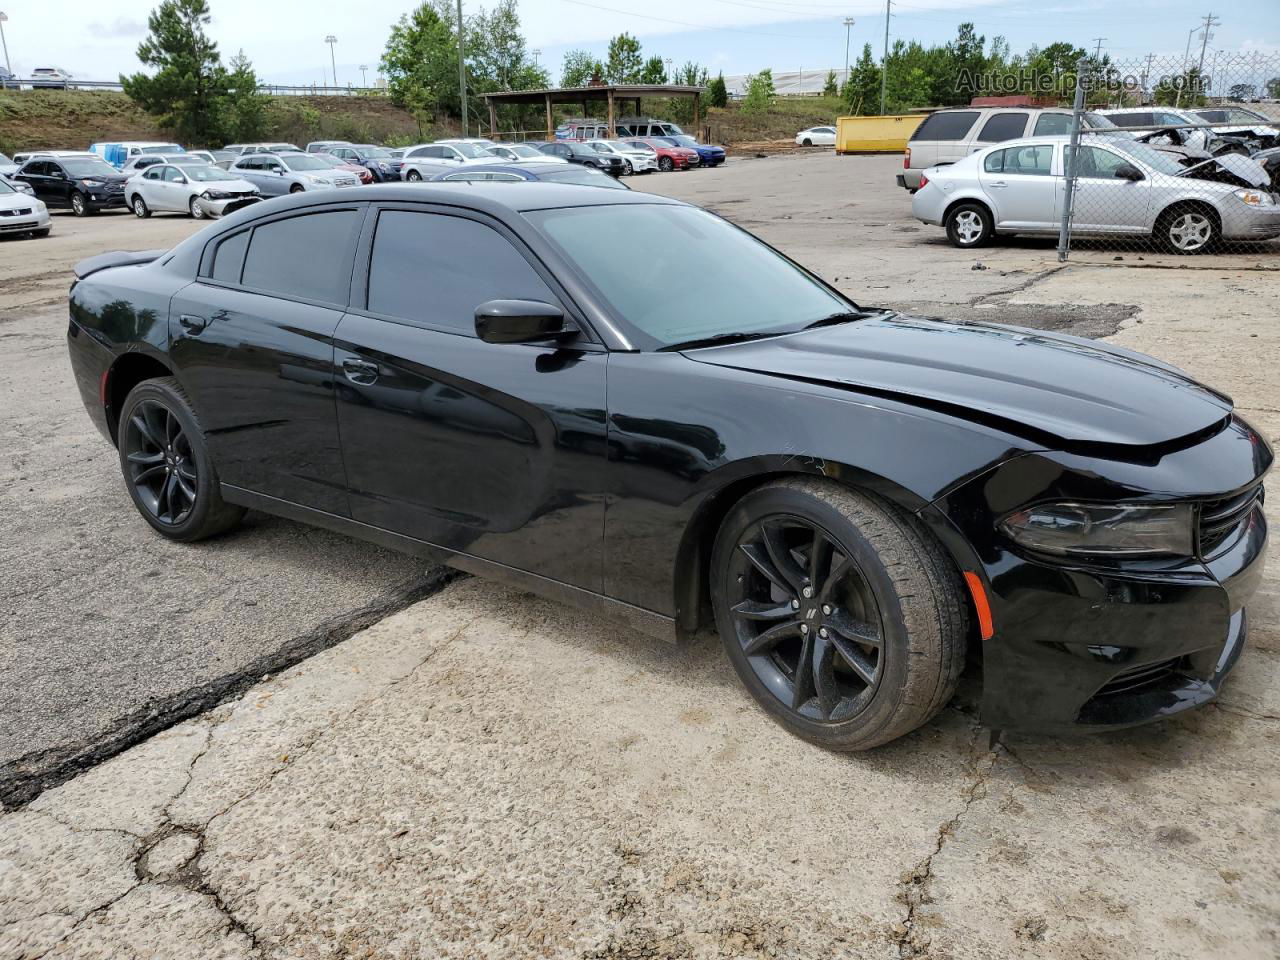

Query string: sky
4 0 1277 87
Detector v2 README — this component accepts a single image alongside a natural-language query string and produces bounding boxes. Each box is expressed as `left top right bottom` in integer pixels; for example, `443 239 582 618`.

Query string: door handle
178 314 209 334
342 358 379 385
988 180 1007 188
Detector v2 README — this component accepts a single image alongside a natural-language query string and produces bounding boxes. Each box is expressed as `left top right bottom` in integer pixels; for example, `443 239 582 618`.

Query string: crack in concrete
969 263 1069 306
27 879 142 960
0 566 462 808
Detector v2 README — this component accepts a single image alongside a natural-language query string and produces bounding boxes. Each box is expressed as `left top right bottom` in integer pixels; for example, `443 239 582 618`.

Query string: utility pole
843 17 855 89
0 13 11 76
879 0 890 115
456 0 468 136
1175 25 1199 108
1195 12 1220 104
1141 52 1154 103
532 49 541 69
1091 37 1106 61
359 64 367 87
324 35 337 88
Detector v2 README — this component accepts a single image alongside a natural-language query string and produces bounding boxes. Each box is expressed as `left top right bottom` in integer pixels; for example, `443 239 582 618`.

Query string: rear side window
911 111 979 142
366 211 556 334
241 210 360 304
983 144 1053 175
976 113 1029 142
1033 113 1072 136
1108 112 1153 127
211 230 249 283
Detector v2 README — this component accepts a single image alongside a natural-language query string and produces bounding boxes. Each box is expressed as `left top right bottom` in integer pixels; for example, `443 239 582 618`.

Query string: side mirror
1114 163 1144 181
475 299 574 344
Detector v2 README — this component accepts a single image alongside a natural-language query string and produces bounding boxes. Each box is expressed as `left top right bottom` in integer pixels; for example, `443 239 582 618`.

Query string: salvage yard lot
2 152 1278 959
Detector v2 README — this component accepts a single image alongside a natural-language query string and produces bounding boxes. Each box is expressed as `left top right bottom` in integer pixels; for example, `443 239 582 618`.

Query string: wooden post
606 89 615 136
488 98 498 139
545 93 553 141
693 92 700 131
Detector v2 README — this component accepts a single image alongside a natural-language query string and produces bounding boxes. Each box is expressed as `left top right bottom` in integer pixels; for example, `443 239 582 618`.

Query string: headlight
1233 189 1275 206
36 200 46 210
377 161 389 170
998 502 1194 557
80 179 97 187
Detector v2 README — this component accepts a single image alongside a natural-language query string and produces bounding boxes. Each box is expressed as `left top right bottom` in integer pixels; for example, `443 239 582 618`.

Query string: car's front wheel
802 137 813 146
659 156 674 172
945 202 993 248
70 191 89 217
117 377 245 542
711 479 968 750
1156 204 1219 254
623 159 633 175
189 195 206 219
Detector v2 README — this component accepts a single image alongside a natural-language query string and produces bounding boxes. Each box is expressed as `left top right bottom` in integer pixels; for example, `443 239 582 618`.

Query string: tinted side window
987 144 1052 175
976 113 1029 142
366 211 555 334
911 111 979 142
241 210 360 303
211 230 250 283
1110 112 1153 127
1033 113 1072 136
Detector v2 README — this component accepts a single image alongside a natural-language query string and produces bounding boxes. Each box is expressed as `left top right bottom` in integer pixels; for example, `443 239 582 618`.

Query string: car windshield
529 204 851 349
651 137 679 147
0 179 14 194
504 145 542 158
1200 108 1270 124
63 158 119 177
280 154 330 171
178 163 235 181
269 144 298 152
141 145 184 154
1083 113 1136 139
542 167 628 189
313 155 345 166
449 142 490 158
1102 139 1189 177
628 142 656 153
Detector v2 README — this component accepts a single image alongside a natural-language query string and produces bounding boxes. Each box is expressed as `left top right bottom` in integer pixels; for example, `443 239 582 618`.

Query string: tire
289 183 305 194
802 138 813 146
945 201 993 249
131 195 151 219
117 377 245 542
406 169 422 182
70 191 88 217
189 195 206 220
1155 204 1219 255
659 156 674 172
623 159 633 175
711 478 968 750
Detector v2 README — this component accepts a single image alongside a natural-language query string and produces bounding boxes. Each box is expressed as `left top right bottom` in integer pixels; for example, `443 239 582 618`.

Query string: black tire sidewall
711 484 920 748
117 379 227 542
71 191 87 216
946 202 993 248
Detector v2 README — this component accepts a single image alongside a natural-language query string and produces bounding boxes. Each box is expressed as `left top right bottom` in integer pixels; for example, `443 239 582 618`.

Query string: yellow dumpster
835 114 925 154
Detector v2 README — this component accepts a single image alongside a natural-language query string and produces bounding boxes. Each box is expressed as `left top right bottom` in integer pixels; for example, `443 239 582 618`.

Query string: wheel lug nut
819 628 828 639
822 604 832 615
790 599 800 610
799 624 808 634
802 586 813 599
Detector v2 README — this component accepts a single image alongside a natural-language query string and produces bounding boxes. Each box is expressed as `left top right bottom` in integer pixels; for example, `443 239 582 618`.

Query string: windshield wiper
657 330 789 352
801 310 877 330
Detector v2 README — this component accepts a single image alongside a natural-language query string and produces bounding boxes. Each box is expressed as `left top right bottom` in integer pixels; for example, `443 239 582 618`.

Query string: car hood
685 313 1232 448
0 192 36 210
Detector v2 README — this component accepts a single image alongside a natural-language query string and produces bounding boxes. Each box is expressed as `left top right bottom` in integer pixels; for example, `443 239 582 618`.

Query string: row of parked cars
0 128 729 238
896 104 1280 253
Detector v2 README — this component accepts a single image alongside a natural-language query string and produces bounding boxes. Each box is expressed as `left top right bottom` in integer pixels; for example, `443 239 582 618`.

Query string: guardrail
2 80 387 97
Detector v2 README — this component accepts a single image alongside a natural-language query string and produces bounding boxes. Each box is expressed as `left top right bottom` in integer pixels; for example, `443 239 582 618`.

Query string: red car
314 152 374 184
624 138 699 172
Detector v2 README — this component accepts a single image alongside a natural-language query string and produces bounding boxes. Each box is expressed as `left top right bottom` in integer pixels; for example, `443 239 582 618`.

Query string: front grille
1199 483 1264 557
0 207 33 217
1095 657 1183 697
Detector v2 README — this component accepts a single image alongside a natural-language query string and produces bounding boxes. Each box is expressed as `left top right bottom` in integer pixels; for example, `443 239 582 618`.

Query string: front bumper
195 194 262 218
1220 200 1280 240
87 189 127 209
0 207 51 233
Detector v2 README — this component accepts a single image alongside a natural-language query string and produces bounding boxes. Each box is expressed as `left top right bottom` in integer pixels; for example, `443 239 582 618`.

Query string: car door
16 161 53 203
1060 144 1151 233
231 157 263 192
137 165 165 207
332 204 608 590
157 165 188 211
978 144 1058 231
167 204 365 514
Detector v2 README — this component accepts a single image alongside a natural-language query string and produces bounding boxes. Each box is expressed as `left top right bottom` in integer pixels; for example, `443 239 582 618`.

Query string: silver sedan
126 162 261 220
912 134 1280 253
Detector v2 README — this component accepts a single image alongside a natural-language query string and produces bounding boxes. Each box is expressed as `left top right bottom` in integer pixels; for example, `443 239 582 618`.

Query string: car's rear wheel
802 137 813 146
406 169 422 182
131 195 150 218
711 479 968 750
117 377 245 542
289 183 305 194
945 202 993 248
189 195 206 219
1156 204 1219 254
70 191 88 217
659 156 674 172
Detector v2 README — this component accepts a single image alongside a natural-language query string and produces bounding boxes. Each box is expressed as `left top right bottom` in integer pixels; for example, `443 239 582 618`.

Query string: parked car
29 67 71 89
312 152 374 184
126 161 260 220
230 151 360 194
898 107 1126 190
15 154 128 215
1192 106 1280 149
121 153 207 175
1099 106 1279 155
1 172 35 196
584 139 656 174
0 152 17 178
67 183 1271 749
485 143 569 165
623 138 696 171
0 176 50 238
796 126 837 147
663 134 726 168
223 142 302 156
0 67 19 90
399 141 497 181
614 117 684 137
538 140 626 175
305 140 352 154
89 141 185 169
912 135 1280 253
185 150 233 166
428 162 629 189
12 150 96 167
325 144 401 182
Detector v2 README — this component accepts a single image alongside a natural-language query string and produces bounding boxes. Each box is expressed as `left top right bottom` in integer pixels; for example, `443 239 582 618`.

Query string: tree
707 72 728 108
121 0 230 145
640 55 666 84
381 2 460 119
1268 77 1280 99
561 49 603 87
605 32 643 84
1228 83 1256 101
742 69 774 116
671 61 708 87
823 69 838 97
467 0 547 94
222 50 268 141
842 44 880 115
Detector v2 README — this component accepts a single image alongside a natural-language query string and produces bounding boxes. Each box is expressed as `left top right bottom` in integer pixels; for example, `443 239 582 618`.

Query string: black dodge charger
65 184 1270 749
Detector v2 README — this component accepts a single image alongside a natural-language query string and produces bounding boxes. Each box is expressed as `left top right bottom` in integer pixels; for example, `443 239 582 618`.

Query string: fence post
1056 56 1090 263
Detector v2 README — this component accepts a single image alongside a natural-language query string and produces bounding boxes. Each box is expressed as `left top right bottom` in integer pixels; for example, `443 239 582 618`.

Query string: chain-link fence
1055 53 1280 259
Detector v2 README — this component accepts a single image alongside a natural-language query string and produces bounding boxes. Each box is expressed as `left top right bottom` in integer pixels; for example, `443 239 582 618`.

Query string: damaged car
66 184 1269 749
913 134 1280 253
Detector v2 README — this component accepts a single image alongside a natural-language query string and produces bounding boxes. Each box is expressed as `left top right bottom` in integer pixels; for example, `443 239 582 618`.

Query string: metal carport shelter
478 84 707 140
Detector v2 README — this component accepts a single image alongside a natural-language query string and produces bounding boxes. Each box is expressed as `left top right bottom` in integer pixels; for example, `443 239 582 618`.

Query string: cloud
87 18 148 40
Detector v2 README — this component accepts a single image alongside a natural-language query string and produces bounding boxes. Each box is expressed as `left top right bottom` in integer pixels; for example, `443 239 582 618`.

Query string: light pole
324 35 337 88
665 57 673 83
359 64 367 87
1175 26 1198 108
456 0 467 136
0 12 11 76
843 17 855 89
532 49 541 69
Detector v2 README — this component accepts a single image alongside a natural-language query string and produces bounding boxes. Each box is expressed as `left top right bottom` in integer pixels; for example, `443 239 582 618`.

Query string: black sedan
17 155 128 215
537 140 626 176
65 184 1270 749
